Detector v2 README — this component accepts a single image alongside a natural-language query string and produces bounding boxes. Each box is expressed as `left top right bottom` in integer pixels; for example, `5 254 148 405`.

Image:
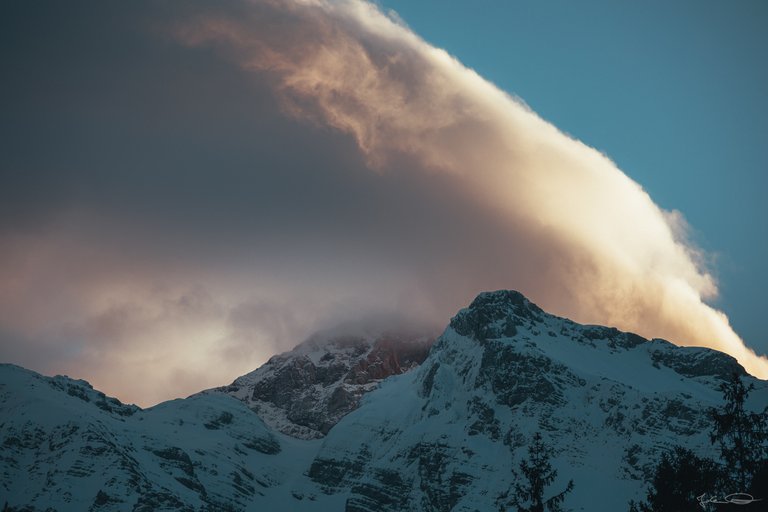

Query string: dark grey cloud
1 1 355 234
0 0 490 403
2 0 484 268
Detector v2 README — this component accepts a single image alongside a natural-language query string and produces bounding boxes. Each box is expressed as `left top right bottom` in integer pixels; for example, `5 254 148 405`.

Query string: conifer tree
631 372 768 512
709 372 768 491
627 447 722 512
507 432 574 512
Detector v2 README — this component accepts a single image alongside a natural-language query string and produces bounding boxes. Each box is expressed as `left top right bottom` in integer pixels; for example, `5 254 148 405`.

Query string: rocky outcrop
205 328 434 439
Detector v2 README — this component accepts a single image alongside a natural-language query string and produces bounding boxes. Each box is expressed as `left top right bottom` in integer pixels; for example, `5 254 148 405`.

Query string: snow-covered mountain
2 290 766 511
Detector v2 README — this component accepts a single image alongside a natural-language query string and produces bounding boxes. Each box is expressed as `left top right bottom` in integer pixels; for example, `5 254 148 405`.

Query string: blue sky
382 0 768 355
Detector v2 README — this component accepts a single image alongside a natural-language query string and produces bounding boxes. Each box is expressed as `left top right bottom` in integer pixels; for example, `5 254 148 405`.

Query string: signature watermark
697 493 763 508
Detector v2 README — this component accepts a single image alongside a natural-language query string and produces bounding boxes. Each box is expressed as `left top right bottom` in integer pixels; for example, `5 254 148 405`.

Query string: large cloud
0 0 765 405
173 0 767 374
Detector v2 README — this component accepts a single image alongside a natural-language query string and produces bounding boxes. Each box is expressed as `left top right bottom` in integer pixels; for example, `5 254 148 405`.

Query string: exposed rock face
2 290 766 512
204 328 434 439
450 289 544 342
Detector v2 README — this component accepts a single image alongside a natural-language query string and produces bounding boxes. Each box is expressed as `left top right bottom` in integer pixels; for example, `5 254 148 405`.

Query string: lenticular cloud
175 0 768 377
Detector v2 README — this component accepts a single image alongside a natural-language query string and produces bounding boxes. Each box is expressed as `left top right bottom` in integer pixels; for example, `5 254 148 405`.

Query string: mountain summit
1 290 765 511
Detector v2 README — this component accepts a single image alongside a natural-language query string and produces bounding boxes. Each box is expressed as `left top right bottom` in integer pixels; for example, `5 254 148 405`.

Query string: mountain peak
446 289 745 384
470 289 536 309
450 289 545 342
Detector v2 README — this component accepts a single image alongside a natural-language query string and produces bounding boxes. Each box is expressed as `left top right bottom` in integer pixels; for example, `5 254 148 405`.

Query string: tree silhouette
709 372 768 491
627 446 722 512
631 373 768 511
502 432 573 512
